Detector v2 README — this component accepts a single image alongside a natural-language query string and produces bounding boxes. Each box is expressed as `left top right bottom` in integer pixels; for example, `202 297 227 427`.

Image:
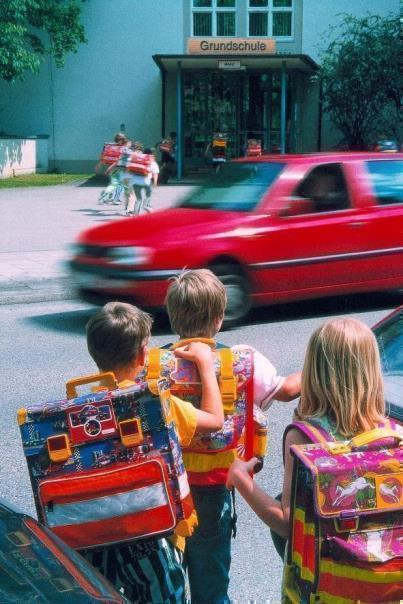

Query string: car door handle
349 221 365 228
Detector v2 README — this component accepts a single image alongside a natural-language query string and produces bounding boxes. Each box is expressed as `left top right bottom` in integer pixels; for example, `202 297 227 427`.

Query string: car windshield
179 161 286 212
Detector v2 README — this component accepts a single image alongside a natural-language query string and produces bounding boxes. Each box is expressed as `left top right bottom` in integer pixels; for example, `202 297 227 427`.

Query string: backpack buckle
334 514 359 533
219 376 237 412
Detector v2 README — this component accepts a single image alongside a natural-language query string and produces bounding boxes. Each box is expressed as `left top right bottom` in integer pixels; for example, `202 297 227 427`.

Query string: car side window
292 163 351 214
365 160 403 206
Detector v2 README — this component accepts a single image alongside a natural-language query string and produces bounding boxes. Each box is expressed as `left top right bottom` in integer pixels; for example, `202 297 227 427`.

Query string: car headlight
107 246 153 266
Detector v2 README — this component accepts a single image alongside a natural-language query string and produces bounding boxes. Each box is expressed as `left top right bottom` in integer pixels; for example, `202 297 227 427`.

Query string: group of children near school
73 267 400 604
96 132 161 216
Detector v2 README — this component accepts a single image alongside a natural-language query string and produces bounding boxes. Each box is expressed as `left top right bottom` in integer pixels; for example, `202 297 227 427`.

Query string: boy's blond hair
165 269 226 338
86 302 152 371
297 317 385 437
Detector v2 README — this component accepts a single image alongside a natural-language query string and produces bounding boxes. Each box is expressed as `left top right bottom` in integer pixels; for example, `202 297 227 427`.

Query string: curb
0 281 77 306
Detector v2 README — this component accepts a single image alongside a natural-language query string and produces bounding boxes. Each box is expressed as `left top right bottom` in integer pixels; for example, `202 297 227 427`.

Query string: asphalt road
0 296 395 603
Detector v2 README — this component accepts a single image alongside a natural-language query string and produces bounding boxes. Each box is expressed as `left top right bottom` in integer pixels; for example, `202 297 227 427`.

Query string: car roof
233 152 403 165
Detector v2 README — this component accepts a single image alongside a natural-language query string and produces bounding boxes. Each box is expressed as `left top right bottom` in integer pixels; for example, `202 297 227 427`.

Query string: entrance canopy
153 54 318 73
153 54 319 177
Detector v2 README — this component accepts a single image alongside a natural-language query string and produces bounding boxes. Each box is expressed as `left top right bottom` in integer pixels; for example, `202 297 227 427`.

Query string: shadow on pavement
79 175 108 187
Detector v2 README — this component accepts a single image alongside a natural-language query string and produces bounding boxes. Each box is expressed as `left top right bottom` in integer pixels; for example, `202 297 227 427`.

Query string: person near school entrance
244 132 262 157
164 269 301 604
95 132 128 205
226 317 391 562
80 301 224 604
205 130 228 172
158 131 177 184
105 141 142 216
132 147 160 215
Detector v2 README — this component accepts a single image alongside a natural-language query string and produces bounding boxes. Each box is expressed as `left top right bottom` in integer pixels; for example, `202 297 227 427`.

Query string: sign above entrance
187 38 276 55
218 60 243 70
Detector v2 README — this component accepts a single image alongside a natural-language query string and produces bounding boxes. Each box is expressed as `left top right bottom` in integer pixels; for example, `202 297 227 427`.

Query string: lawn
0 173 92 188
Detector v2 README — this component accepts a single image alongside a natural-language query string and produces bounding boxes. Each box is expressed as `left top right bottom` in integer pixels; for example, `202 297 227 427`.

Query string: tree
0 0 87 82
319 13 402 150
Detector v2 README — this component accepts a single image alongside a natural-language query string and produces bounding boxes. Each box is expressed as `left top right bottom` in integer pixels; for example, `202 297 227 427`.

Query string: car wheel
211 265 250 328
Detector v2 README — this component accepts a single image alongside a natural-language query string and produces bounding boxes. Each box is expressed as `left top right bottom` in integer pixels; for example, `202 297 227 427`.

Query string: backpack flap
291 442 403 520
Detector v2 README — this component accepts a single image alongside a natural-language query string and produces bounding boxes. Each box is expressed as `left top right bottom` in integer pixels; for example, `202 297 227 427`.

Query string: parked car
0 497 126 603
69 152 403 325
373 305 403 422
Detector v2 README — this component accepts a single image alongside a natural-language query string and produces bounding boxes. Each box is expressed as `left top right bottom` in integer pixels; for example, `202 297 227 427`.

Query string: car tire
211 265 250 328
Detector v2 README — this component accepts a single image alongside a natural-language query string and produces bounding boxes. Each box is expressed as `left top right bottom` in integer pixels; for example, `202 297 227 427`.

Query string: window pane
273 0 292 7
193 12 212 35
193 0 211 7
273 12 291 36
217 12 235 35
366 160 403 205
249 12 268 36
249 0 268 6
217 0 235 7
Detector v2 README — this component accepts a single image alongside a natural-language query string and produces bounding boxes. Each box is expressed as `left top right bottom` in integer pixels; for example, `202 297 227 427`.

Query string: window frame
192 0 237 37
247 0 293 40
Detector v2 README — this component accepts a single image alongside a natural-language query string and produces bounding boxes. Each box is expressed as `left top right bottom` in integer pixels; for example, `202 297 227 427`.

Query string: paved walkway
0 177 202 304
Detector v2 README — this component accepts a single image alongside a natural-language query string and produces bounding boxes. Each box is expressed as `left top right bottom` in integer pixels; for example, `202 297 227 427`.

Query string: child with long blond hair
226 317 387 540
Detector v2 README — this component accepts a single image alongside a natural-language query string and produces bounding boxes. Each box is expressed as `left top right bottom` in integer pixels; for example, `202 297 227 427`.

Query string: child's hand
173 342 213 368
226 458 259 490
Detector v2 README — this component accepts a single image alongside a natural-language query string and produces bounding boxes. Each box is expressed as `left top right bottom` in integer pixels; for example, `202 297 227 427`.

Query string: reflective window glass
193 0 212 6
366 160 403 205
272 11 291 36
193 12 212 35
217 11 235 35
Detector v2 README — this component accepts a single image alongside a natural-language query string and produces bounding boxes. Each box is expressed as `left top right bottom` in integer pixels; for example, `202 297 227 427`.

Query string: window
291 164 350 214
248 0 293 38
192 0 236 37
365 160 403 205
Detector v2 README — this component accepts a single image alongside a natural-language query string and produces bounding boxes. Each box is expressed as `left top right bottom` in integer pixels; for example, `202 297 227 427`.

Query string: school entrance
183 70 291 166
153 54 319 176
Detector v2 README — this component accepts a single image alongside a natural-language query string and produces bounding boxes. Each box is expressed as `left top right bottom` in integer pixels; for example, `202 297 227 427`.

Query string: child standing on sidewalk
163 269 301 604
80 301 224 603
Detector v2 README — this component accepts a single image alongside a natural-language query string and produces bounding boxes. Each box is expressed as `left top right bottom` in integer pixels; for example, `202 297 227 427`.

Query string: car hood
77 208 265 247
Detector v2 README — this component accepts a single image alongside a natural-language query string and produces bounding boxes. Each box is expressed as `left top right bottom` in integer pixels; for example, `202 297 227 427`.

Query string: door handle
349 221 365 228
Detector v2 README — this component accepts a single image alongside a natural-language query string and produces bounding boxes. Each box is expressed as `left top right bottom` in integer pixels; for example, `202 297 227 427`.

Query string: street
0 181 400 602
0 296 394 603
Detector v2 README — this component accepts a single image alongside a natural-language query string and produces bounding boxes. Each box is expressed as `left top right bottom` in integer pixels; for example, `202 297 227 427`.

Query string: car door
359 158 403 288
249 161 375 299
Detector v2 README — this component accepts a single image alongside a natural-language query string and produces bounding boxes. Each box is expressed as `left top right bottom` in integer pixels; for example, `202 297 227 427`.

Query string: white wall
0 138 49 177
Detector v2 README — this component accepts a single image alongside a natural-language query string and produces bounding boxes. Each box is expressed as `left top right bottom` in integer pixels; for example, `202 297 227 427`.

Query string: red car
70 153 403 325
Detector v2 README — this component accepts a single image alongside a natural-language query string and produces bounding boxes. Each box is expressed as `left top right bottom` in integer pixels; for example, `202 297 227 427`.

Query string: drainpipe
176 61 183 179
280 60 287 154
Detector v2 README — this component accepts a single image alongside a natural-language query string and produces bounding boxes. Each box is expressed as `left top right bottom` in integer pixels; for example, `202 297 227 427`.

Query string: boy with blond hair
164 269 301 604
81 301 224 604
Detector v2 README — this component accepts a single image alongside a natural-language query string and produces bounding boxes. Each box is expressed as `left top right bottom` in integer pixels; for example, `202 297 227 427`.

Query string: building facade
0 0 398 174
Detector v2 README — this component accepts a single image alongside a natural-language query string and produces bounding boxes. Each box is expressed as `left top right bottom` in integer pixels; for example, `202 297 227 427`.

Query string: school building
0 0 399 176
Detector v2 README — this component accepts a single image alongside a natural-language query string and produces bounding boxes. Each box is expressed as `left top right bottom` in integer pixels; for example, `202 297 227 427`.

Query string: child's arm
105 159 118 176
226 428 308 539
274 371 301 402
174 342 224 432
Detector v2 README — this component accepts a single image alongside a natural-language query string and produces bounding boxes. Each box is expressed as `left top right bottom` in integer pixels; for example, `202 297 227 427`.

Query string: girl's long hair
297 318 385 437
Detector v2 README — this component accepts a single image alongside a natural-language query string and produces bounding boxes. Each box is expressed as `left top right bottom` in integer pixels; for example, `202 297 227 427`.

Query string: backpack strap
282 419 334 463
147 347 162 380
217 347 237 411
243 361 255 461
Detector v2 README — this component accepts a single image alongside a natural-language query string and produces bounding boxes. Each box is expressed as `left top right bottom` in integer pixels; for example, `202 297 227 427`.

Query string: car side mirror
279 197 315 217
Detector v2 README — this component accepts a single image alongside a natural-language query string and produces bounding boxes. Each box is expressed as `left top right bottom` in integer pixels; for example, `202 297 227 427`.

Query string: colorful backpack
18 373 197 550
117 149 151 175
100 143 122 165
246 139 262 157
159 139 173 154
212 136 227 159
142 340 268 486
283 419 403 604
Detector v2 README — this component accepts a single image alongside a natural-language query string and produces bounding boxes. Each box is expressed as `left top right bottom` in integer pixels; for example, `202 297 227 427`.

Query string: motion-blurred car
69 153 403 325
373 305 403 422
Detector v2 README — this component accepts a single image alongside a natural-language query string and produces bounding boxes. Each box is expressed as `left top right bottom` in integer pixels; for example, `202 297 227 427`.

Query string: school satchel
117 150 152 175
0 497 126 602
283 421 403 604
159 139 173 154
100 143 122 165
246 139 262 157
17 373 197 550
143 340 268 485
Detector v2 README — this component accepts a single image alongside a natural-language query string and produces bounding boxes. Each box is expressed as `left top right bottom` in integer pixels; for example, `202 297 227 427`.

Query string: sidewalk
0 177 202 305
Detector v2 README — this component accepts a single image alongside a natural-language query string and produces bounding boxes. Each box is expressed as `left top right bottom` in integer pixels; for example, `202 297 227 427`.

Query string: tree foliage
319 13 402 149
0 0 87 82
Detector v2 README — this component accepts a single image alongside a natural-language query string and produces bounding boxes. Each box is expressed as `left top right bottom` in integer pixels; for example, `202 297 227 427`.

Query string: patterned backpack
117 149 152 176
283 419 403 604
18 373 197 550
142 340 268 486
100 143 122 165
246 139 262 157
